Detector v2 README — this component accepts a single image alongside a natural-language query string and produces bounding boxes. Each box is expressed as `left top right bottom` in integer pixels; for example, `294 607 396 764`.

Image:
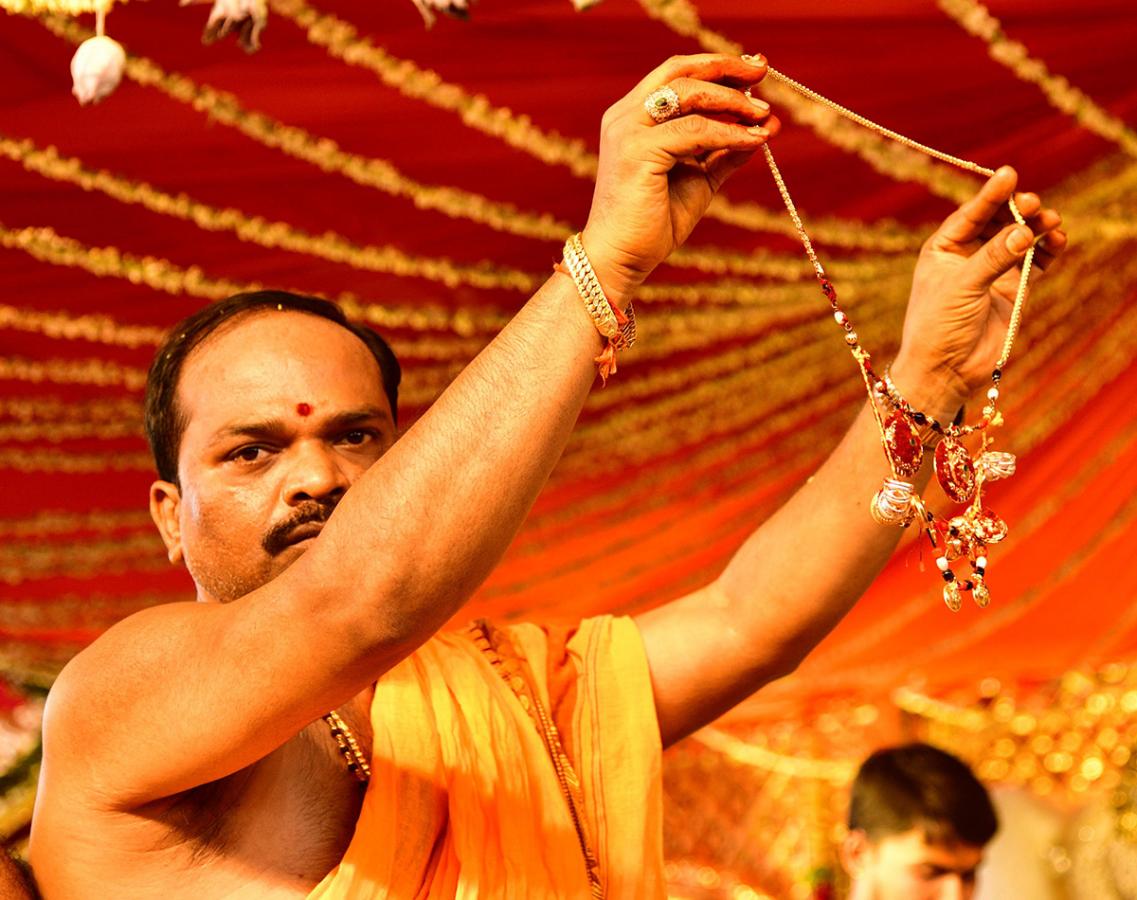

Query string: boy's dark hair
849 742 998 847
144 291 401 484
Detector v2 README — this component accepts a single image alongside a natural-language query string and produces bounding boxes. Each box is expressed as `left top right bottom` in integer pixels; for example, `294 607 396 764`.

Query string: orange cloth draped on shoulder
306 615 664 899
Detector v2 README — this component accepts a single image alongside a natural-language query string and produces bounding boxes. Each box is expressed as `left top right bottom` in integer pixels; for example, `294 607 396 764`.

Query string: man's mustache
262 500 337 556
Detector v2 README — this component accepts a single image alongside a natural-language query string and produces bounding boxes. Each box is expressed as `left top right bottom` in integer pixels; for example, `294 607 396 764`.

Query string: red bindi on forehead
296 402 312 417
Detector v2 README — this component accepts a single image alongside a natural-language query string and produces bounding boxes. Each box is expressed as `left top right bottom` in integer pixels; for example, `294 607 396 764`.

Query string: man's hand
581 54 780 308
893 166 1067 421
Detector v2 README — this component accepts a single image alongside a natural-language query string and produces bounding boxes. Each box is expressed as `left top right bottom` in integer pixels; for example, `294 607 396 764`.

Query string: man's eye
232 446 266 463
341 430 371 446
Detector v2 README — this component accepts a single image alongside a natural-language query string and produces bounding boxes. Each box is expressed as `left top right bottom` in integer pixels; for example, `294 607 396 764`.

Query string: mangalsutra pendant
755 67 1036 611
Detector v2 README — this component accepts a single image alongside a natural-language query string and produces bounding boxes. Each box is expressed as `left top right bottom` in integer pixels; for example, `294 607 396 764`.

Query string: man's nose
938 877 968 900
283 441 350 505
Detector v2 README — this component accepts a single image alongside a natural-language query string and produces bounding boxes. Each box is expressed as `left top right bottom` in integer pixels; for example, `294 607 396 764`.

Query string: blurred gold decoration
38 13 574 241
0 419 142 443
658 662 1137 899
269 0 597 176
635 0 978 202
0 699 43 847
694 728 856 783
270 0 931 251
1 0 111 11
0 448 154 473
898 665 1137 804
0 302 165 348
0 593 181 632
1 130 911 296
0 533 167 584
33 12 927 253
0 135 541 293
0 508 151 538
0 223 509 336
0 354 148 390
939 0 1137 158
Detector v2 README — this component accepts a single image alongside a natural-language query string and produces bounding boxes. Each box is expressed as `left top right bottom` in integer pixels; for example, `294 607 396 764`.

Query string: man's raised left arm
636 167 1067 747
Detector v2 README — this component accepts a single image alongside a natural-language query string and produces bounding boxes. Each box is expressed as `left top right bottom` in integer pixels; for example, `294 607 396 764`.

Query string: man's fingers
632 53 768 97
959 221 1035 293
935 166 1019 247
643 114 772 160
1030 228 1068 272
1013 192 1040 218
642 77 771 127
978 205 1061 245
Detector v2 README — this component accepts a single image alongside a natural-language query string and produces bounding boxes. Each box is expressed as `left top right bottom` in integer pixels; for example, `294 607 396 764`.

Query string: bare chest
187 721 369 875
43 703 374 899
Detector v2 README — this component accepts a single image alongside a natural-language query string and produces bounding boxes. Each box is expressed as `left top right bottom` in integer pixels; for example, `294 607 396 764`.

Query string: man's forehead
176 310 388 425
883 828 984 868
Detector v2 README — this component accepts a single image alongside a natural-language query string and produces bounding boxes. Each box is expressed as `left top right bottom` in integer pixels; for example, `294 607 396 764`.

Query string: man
840 743 998 899
29 53 1064 897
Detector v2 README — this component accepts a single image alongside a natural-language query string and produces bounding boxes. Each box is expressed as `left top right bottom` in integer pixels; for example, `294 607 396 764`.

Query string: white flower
411 0 471 28
70 35 126 106
183 0 267 53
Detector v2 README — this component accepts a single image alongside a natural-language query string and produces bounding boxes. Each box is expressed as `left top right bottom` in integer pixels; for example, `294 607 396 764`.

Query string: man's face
844 828 985 900
150 311 396 602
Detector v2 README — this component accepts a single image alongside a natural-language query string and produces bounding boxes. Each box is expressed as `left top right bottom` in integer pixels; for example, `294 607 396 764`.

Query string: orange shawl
306 615 664 899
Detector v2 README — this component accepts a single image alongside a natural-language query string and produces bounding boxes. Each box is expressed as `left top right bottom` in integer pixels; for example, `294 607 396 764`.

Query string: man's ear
149 480 184 564
840 829 873 879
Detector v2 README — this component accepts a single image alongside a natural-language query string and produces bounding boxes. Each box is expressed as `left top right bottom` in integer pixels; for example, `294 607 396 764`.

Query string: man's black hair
848 742 998 847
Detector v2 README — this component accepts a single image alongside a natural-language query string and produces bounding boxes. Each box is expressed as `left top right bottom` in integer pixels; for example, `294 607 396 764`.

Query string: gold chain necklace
324 709 371 783
757 65 1037 612
468 620 605 899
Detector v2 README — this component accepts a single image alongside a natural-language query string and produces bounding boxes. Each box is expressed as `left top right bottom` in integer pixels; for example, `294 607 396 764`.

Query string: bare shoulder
40 601 212 794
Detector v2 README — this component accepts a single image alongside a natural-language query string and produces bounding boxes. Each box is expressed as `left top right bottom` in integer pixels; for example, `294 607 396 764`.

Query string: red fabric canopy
3 0 1134 686
1 0 1136 890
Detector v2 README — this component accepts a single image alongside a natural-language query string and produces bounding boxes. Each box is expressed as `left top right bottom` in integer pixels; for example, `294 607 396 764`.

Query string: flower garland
0 593 171 630
0 301 164 348
0 135 542 295
269 0 598 179
269 0 930 252
38 14 574 243
33 14 928 255
0 355 148 390
0 207 901 330
938 0 1137 158
0 0 110 11
0 509 151 538
0 448 154 473
1 533 166 584
0 420 141 443
0 221 509 336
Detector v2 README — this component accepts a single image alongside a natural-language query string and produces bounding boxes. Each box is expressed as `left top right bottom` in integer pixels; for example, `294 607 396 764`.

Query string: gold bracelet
561 232 637 384
562 233 619 338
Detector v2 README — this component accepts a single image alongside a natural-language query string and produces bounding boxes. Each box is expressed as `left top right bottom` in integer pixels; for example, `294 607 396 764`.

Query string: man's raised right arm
35 54 778 810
